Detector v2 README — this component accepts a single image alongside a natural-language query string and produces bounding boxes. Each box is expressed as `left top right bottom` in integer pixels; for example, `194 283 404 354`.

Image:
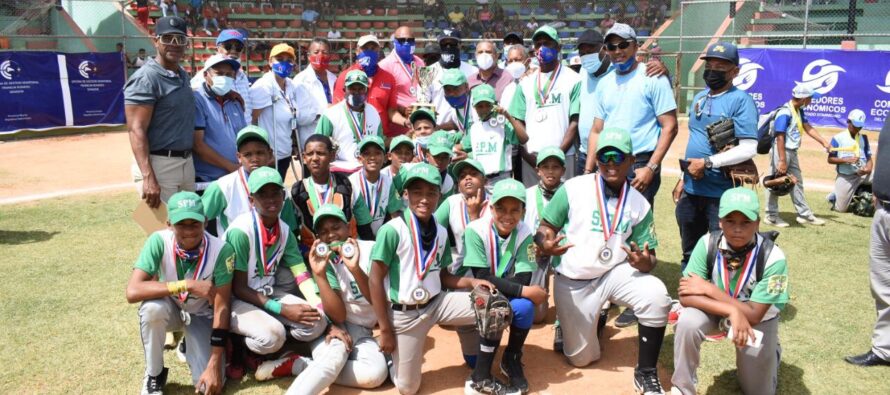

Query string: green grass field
0 187 887 394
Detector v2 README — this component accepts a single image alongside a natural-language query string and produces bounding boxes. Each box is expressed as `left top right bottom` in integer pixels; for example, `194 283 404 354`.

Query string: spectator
201 3 219 35
190 29 253 122
302 5 320 31
192 55 247 186
525 17 539 36
135 0 150 28
327 27 342 51
379 26 425 137
448 6 465 25
478 4 492 30
160 0 178 17
468 40 511 101
124 16 195 208
828 109 873 213
332 35 398 137
293 38 337 147
600 13 615 34
117 42 130 68
133 48 148 69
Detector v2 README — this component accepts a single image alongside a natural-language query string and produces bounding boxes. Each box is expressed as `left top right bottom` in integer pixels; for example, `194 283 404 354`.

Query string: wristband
210 328 228 347
167 280 187 295
295 271 312 285
264 299 282 315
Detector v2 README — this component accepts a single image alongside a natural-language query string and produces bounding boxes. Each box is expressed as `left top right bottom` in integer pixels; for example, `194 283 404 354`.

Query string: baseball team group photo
1 1 889 394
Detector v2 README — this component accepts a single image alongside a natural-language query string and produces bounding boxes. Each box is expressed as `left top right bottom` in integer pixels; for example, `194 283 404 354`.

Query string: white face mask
475 53 495 70
505 61 526 80
210 75 234 96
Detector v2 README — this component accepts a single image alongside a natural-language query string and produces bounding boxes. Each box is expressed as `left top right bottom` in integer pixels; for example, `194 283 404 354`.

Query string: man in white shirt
293 38 338 148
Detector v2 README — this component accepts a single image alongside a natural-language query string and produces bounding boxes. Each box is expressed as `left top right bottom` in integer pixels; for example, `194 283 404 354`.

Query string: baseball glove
706 118 738 153
470 285 513 339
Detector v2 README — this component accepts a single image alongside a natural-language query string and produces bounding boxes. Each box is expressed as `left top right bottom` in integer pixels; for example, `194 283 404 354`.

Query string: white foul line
0 182 133 206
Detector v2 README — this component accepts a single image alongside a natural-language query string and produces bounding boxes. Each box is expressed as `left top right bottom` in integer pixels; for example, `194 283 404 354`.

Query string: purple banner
65 52 126 126
734 48 890 131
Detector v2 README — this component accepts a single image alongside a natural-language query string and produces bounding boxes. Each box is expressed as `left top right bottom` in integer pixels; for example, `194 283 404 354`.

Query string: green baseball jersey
348 170 403 234
435 193 492 275
316 101 384 171
461 218 537 277
202 167 300 235
323 240 377 327
460 117 517 175
224 212 308 292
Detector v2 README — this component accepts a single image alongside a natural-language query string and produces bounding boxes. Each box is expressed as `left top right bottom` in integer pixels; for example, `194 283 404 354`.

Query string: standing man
125 16 196 208
501 44 530 183
379 26 425 137
333 35 397 137
677 42 758 270
467 40 512 101
293 38 338 147
508 26 581 186
846 118 890 367
828 109 873 213
190 29 253 122
429 28 479 120
764 84 831 227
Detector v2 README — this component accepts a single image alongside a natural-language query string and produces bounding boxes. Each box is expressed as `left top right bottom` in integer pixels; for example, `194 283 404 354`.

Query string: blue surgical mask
537 46 559 65
581 53 604 75
415 134 431 147
347 93 367 108
393 40 415 63
357 49 379 77
445 93 468 109
271 61 293 78
615 57 635 73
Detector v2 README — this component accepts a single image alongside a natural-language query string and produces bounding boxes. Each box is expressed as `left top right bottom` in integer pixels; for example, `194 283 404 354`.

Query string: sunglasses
222 42 244 52
605 40 634 51
395 37 416 45
158 34 188 46
596 150 627 164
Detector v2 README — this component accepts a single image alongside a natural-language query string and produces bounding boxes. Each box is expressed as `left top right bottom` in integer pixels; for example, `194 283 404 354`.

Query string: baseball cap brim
236 126 270 147
536 148 566 166
312 205 348 228
850 119 865 128
452 159 485 179
389 135 415 152
358 138 385 152
169 210 205 225
409 109 436 125
428 144 453 157
203 56 241 73
718 206 759 221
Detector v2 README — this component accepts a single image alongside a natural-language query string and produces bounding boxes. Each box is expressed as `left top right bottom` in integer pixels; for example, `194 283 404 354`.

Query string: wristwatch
704 158 713 169
646 162 659 172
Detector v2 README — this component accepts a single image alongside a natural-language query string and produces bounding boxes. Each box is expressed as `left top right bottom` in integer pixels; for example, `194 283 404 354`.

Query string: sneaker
176 338 187 363
615 309 638 328
597 308 609 338
465 375 521 395
499 352 529 394
667 300 682 326
796 216 825 226
255 352 310 381
763 216 789 228
553 323 563 352
141 367 168 395
704 332 727 342
633 367 665 395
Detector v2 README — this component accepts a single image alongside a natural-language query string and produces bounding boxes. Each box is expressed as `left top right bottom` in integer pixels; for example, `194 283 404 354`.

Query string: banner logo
78 61 97 79
796 59 845 95
733 58 763 91
877 70 890 94
1 60 22 80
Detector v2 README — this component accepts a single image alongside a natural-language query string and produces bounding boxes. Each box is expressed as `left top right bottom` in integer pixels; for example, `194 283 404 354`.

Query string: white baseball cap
605 23 637 42
792 84 817 99
357 34 380 49
848 109 866 128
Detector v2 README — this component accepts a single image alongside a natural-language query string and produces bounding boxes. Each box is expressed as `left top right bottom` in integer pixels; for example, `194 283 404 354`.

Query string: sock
637 324 666 370
463 354 477 369
505 326 529 354
471 336 501 382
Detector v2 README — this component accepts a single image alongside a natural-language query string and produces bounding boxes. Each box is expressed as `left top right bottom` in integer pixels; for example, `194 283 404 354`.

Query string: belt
150 149 192 158
391 293 439 312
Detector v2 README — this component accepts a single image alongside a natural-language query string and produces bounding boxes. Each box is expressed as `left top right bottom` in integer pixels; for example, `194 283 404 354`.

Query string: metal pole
678 1 684 55
803 0 811 49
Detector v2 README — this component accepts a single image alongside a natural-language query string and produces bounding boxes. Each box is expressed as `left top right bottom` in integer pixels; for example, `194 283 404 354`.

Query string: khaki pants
132 155 195 203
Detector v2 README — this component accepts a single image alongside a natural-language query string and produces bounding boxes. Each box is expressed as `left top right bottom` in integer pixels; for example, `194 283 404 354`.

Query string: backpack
705 230 779 284
756 106 783 155
850 184 876 217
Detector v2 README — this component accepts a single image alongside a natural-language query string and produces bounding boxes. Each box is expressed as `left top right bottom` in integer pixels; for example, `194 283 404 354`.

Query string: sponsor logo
78 61 98 79
796 59 845 95
0 60 22 80
877 70 890 94
733 58 763 91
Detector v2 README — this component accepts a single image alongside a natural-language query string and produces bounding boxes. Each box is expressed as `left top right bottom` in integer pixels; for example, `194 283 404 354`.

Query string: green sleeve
628 209 659 250
281 232 306 271
508 85 526 121
448 131 463 145
540 185 570 229
682 236 710 279
133 232 165 277
569 80 581 116
461 227 488 269
460 132 472 153
201 182 227 223
370 224 400 266
352 191 373 225
212 242 235 286
749 255 790 309
434 198 451 228
376 121 384 136
225 228 252 273
385 184 403 214
392 167 405 193
505 122 518 145
439 239 453 269
315 114 334 136
324 265 341 291
513 235 537 274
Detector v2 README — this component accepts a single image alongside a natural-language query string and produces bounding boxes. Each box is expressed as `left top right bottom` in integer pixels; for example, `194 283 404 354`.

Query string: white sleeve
710 139 757 168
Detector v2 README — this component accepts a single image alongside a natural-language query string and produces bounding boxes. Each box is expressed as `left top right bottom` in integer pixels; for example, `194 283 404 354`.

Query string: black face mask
439 46 461 69
703 69 730 91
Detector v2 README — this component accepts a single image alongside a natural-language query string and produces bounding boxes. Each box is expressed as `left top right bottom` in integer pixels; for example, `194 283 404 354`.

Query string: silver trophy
410 66 437 116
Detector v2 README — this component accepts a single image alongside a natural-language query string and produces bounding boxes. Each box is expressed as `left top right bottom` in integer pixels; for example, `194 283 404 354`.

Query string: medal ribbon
456 93 472 133
406 212 439 281
238 167 250 198
488 222 518 277
534 64 562 107
307 177 334 211
251 210 284 277
595 174 629 242
534 186 544 229
397 55 418 93
344 104 366 144
359 170 383 218
171 234 209 303
715 242 760 299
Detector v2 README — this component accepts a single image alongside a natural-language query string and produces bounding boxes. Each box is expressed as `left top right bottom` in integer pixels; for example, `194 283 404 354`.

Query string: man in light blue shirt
585 23 678 206
828 109 872 213
193 55 247 186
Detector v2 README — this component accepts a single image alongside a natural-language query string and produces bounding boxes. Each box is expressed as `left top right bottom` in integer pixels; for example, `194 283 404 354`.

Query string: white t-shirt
250 72 320 159
508 64 581 154
316 101 383 172
292 66 337 148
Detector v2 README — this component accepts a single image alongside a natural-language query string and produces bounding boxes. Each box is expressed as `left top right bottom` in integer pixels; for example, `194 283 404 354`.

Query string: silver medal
180 309 191 326
315 242 330 257
496 114 506 124
488 117 499 127
411 287 430 304
598 246 612 263
340 242 356 259
261 284 274 297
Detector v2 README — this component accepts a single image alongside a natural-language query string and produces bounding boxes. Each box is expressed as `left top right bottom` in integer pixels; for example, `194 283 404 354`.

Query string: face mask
505 61 526 80
475 53 494 70
394 40 415 63
356 49 379 77
615 57 635 73
210 75 234 96
440 46 461 69
703 69 730 91
537 46 559 65
445 93 468 109
271 61 293 78
309 54 331 71
501 45 513 61
415 134 431 147
581 53 604 75
347 93 367 108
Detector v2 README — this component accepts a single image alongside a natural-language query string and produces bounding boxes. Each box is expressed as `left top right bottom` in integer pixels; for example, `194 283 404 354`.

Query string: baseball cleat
465 375 521 395
176 338 187 363
633 367 665 395
499 351 529 394
615 309 638 328
553 323 564 352
763 216 789 228
141 367 168 395
255 352 310 381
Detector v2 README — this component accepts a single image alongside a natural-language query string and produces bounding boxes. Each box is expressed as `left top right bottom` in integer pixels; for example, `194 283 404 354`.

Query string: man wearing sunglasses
379 26 425 137
125 16 196 210
190 29 253 122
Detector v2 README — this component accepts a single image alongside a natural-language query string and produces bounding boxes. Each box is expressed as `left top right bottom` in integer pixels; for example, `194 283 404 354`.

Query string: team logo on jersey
78 61 98 79
0 60 22 80
796 59 845 95
732 58 763 91
527 243 537 261
767 274 788 295
225 254 235 273
877 70 890 94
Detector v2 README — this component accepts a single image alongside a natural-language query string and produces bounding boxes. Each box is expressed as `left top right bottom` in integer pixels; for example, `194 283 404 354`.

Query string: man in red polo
333 35 398 137
379 26 426 137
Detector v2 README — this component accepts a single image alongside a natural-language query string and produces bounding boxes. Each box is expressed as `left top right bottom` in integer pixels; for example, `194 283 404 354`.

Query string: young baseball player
367 163 512 395
384 134 417 193
461 178 547 394
828 109 873 213
224 166 350 394
348 135 403 234
672 187 789 395
127 191 234 395
536 128 670 394
457 84 528 192
316 70 384 173
201 126 298 236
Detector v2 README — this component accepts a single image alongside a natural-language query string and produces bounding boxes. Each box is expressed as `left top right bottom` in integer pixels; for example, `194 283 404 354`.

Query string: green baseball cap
357 135 385 153
389 135 415 152
718 187 760 220
312 203 348 228
596 127 633 154
167 191 206 224
471 84 496 106
344 69 369 88
246 166 284 194
536 146 566 166
533 26 560 44
236 125 270 148
452 158 485 179
428 144 453 158
430 130 454 148
440 68 467 87
403 162 442 189
409 107 437 125
490 179 527 205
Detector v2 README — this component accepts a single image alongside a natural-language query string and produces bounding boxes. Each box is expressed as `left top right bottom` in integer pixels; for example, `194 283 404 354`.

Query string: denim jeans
629 151 662 208
674 191 721 270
